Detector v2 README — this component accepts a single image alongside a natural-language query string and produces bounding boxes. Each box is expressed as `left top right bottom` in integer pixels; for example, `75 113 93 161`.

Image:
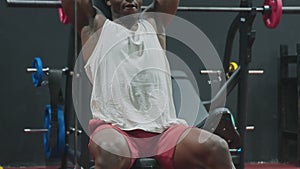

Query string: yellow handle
229 62 238 72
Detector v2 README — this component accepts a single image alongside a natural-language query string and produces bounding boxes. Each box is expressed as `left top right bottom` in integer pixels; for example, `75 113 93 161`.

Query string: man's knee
188 129 232 168
174 128 232 169
89 128 131 169
209 134 229 153
204 134 232 168
91 128 131 157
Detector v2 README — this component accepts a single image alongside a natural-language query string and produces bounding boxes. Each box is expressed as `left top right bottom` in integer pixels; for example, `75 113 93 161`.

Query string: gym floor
2 164 300 169
1 163 300 169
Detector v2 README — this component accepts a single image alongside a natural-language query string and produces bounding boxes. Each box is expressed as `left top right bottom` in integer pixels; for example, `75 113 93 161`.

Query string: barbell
6 0 61 7
27 57 69 87
24 57 82 159
6 0 300 28
23 105 65 158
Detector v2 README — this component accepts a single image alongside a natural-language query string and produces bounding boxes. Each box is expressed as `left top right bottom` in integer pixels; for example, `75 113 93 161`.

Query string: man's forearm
152 0 179 15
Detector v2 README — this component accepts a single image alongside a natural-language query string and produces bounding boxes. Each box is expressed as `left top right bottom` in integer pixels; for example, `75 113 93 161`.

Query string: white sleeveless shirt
84 19 187 133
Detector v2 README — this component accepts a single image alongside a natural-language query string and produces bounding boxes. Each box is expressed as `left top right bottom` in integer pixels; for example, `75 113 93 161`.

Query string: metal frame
198 1 257 168
278 44 300 167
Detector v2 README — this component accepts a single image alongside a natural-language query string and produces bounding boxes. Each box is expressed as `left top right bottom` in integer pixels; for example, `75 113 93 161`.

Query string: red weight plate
263 0 282 29
58 7 71 24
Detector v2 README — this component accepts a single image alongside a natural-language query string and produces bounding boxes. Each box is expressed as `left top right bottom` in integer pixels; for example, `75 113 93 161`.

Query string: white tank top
85 19 187 133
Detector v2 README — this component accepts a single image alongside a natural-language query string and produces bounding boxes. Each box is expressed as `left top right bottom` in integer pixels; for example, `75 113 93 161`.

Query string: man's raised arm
60 0 96 32
145 0 179 27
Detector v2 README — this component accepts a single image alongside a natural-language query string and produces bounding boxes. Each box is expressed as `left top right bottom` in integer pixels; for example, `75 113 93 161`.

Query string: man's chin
123 8 139 16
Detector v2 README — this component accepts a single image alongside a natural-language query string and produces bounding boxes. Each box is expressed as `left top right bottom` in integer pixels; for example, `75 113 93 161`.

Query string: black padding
202 108 241 149
48 69 64 149
131 158 160 169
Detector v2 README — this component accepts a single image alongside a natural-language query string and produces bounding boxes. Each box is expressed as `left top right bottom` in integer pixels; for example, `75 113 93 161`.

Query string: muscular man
61 0 234 168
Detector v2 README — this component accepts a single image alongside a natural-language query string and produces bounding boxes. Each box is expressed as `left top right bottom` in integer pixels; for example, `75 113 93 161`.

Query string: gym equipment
6 0 61 7
31 57 44 87
43 105 66 158
202 108 241 149
198 1 264 166
5 0 300 28
200 69 264 75
131 158 160 169
278 44 300 166
263 0 282 28
27 57 69 87
25 57 69 158
58 7 70 24
200 65 264 82
24 106 82 158
202 108 243 165
24 105 66 158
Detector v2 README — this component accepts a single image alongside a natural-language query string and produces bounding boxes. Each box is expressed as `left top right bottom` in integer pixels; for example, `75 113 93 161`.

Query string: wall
0 0 70 165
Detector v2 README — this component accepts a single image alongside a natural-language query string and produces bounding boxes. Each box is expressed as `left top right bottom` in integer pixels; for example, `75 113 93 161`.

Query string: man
61 0 234 168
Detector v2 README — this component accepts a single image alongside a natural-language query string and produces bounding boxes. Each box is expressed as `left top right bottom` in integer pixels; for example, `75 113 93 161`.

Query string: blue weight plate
32 57 43 87
43 105 65 158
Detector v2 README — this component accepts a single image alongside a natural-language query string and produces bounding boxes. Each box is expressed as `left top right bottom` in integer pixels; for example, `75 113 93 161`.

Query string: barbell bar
24 128 48 133
24 127 82 135
22 105 66 158
6 0 295 28
26 67 69 73
27 57 71 87
178 6 300 14
6 0 300 14
6 0 61 8
27 67 50 72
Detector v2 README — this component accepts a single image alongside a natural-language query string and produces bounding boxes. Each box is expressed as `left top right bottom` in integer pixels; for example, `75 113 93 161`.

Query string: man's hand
60 0 95 32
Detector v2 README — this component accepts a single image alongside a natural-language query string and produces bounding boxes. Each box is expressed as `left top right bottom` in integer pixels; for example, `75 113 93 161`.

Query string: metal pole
27 68 50 72
177 6 264 12
74 0 79 167
236 13 252 169
297 43 300 167
24 128 48 133
282 7 300 14
6 0 61 8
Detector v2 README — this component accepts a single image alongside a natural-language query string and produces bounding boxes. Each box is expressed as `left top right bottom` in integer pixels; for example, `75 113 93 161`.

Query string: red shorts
88 119 190 169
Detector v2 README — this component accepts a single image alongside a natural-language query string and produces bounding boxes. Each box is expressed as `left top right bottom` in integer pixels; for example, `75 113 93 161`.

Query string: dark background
0 0 300 166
